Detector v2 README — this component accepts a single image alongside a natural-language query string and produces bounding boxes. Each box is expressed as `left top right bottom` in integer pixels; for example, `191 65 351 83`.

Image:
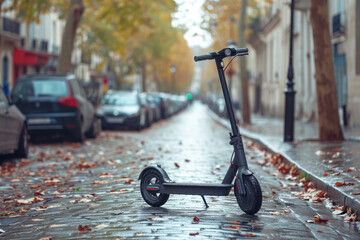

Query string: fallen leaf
284 210 290 213
248 222 262 226
314 215 329 223
230 221 241 225
306 220 315 223
189 232 199 236
269 211 281 215
124 179 134 184
16 198 34 205
32 219 44 222
231 225 242 229
278 166 290 174
78 225 91 231
148 217 164 221
20 207 27 213
38 237 53 240
317 230 323 233
344 212 357 222
244 233 256 237
50 224 66 228
95 224 109 229
332 209 345 215
34 192 44 197
185 159 190 162
323 173 328 177
193 216 199 222
336 182 354 187
317 190 325 198
351 192 360 195
174 163 180 168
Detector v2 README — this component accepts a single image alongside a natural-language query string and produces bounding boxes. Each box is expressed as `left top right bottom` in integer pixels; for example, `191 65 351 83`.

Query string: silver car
0 87 28 158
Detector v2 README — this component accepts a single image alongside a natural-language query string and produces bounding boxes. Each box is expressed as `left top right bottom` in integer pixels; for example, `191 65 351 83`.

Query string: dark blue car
11 74 100 142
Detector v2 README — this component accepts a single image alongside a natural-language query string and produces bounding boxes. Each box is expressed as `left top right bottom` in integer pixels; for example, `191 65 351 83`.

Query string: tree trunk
310 0 344 141
141 57 147 92
56 0 84 73
238 0 251 125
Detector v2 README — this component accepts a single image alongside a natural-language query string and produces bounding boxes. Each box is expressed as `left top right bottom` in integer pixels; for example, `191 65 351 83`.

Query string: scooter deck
160 182 233 196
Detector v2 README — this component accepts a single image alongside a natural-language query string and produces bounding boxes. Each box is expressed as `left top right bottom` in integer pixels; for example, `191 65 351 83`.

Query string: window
12 80 68 100
101 93 138 106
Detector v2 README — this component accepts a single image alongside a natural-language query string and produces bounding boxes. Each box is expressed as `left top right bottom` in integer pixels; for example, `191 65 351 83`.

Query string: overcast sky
173 0 212 48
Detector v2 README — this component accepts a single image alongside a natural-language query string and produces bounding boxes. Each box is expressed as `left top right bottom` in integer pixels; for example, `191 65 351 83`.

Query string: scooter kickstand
201 195 209 208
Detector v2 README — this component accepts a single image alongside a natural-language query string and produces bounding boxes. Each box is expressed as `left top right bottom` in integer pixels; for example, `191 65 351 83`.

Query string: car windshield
101 93 138 106
12 80 68 98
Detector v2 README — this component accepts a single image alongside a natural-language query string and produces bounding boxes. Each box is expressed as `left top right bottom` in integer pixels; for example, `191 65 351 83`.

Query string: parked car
139 93 154 127
96 90 147 130
0 87 28 157
11 74 101 142
146 94 161 122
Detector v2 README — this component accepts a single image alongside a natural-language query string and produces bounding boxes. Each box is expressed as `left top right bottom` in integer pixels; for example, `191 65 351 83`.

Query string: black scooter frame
139 48 252 199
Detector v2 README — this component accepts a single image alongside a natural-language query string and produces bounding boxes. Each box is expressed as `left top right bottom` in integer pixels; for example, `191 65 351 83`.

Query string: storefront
12 46 50 83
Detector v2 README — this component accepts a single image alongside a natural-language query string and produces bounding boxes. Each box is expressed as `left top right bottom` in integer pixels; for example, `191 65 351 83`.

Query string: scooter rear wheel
234 175 262 215
140 170 169 207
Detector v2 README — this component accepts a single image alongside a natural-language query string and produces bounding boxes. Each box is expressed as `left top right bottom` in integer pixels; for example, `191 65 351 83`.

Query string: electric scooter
139 47 262 215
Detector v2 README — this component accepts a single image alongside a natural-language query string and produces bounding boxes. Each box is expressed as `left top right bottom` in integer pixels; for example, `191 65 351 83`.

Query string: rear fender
138 165 172 183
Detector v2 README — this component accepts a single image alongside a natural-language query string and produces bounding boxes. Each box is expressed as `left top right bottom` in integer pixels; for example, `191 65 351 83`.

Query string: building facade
0 1 105 96
247 0 360 127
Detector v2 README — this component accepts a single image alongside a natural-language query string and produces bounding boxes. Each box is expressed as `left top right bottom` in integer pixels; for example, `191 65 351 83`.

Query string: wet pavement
0 102 359 239
212 107 360 214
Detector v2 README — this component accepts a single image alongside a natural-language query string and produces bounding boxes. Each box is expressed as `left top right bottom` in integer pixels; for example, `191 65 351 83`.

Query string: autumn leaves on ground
0 103 359 239
0 133 357 238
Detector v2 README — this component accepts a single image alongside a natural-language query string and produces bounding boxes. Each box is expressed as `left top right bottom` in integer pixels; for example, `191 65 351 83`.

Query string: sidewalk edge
208 109 360 213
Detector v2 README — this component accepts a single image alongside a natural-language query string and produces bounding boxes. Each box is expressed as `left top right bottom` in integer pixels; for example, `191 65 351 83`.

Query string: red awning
13 47 50 66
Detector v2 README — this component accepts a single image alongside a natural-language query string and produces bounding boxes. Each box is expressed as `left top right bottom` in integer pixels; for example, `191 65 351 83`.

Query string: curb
208 109 360 213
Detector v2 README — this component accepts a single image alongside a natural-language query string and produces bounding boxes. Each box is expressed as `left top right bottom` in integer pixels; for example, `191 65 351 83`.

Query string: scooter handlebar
235 48 248 54
194 48 248 62
194 53 213 62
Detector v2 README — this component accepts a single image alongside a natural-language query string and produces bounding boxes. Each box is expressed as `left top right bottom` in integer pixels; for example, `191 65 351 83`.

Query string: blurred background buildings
1 0 359 127
246 0 359 127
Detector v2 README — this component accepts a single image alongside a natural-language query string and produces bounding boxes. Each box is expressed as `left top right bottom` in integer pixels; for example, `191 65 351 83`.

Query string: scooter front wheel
140 170 169 207
234 175 262 215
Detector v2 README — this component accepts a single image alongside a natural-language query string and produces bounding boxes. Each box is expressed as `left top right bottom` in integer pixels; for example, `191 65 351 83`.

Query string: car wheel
74 120 84 143
15 125 28 158
146 113 152 128
86 117 101 138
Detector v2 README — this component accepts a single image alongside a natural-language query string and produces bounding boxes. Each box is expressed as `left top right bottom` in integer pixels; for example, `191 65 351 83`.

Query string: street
0 102 359 239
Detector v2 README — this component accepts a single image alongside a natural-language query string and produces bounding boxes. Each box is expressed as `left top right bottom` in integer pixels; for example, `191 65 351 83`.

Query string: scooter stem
215 58 239 136
215 57 251 188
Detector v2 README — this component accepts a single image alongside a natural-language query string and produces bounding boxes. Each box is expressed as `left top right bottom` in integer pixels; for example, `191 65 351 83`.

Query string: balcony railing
40 40 48 52
32 39 37 50
332 13 345 36
1 16 20 36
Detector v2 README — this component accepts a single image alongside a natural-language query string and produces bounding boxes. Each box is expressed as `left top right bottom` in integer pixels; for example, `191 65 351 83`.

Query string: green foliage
300 172 310 180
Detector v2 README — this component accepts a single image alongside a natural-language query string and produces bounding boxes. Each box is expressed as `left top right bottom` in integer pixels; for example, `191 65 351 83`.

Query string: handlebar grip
194 53 212 62
236 48 248 54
